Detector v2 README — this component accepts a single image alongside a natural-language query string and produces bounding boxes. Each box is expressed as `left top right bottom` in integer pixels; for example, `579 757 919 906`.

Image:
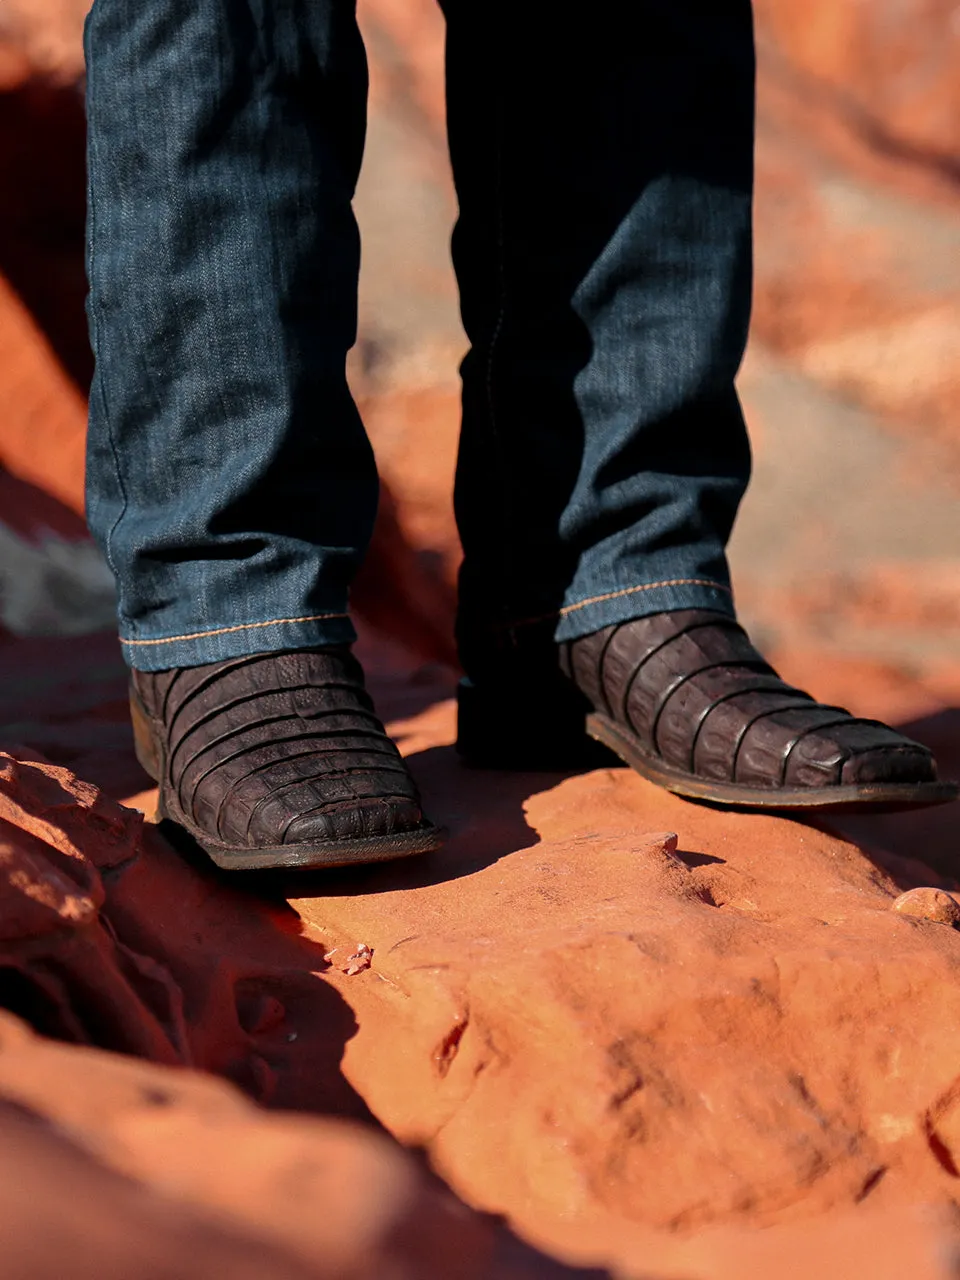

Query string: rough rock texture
893 887 960 925
279 693 960 1273
0 749 602 1279
0 1013 591 1280
2 708 960 1277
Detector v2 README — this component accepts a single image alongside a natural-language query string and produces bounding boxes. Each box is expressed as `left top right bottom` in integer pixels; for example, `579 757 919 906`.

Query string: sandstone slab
282 696 960 1273
4 716 960 1278
0 748 602 1278
0 1012 593 1280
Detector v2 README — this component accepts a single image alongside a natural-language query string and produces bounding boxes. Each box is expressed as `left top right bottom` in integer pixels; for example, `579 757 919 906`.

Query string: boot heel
456 675 619 770
129 685 162 782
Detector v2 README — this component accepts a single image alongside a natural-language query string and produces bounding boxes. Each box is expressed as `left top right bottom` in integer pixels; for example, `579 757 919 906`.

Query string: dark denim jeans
84 0 754 673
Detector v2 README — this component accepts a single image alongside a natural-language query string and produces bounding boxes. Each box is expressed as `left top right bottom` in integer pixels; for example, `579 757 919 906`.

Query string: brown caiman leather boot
131 647 445 870
458 610 958 812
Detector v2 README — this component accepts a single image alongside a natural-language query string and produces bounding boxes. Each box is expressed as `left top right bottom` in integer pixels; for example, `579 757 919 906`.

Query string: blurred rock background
352 0 960 697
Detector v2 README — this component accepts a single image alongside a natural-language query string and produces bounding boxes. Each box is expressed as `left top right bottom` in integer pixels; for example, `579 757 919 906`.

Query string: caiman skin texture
131 648 431 857
561 610 940 791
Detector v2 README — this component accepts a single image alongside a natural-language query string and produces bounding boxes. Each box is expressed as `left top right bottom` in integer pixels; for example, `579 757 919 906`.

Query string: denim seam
84 19 129 598
121 612 349 647
508 578 732 628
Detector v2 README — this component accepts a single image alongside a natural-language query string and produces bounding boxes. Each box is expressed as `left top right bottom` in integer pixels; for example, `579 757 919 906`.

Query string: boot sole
130 687 446 871
455 679 958 812
587 712 960 814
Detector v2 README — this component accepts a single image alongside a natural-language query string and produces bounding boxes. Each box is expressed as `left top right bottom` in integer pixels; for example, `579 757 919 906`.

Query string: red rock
0 2 88 82
0 1012 586 1280
750 1 960 482
754 0 960 176
276 701 960 1273
352 479 458 668
0 271 87 516
892 887 960 925
5 722 960 1277
0 749 601 1278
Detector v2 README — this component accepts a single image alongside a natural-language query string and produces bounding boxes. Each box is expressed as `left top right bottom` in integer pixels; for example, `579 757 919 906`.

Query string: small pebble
338 943 373 975
892 887 960 926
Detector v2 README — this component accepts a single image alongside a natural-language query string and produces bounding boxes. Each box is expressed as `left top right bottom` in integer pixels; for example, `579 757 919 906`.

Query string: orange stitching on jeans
559 579 731 614
121 612 349 647
509 579 732 628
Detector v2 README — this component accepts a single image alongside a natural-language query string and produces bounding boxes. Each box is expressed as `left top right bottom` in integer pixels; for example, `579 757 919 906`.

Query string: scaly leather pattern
132 648 426 848
560 610 937 789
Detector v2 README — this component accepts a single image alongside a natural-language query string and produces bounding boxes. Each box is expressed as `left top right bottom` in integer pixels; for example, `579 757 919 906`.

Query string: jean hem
121 612 358 671
547 579 736 642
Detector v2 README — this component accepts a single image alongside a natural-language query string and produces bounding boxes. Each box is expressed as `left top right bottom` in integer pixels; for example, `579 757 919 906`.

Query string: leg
446 2 956 809
442 0 754 668
85 0 444 865
85 0 374 670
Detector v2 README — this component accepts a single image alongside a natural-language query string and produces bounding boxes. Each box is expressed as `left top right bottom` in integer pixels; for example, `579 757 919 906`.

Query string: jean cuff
121 611 358 671
550 577 736 643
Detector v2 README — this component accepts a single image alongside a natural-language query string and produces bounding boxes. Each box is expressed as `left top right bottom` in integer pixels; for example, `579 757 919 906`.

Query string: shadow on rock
0 748 612 1277
820 706 960 885
0 1022 608 1280
190 741 562 901
0 751 377 1119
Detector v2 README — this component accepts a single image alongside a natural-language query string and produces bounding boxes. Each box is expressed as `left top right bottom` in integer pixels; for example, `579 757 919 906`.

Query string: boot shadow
816 706 960 886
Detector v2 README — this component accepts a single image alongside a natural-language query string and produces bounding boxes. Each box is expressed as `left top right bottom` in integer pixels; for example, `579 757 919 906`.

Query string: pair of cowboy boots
131 609 956 871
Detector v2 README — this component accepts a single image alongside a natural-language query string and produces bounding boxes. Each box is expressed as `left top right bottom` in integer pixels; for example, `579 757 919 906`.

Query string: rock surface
2 708 960 1277
0 1012 592 1280
892 887 960 926
0 748 603 1279
284 693 960 1273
